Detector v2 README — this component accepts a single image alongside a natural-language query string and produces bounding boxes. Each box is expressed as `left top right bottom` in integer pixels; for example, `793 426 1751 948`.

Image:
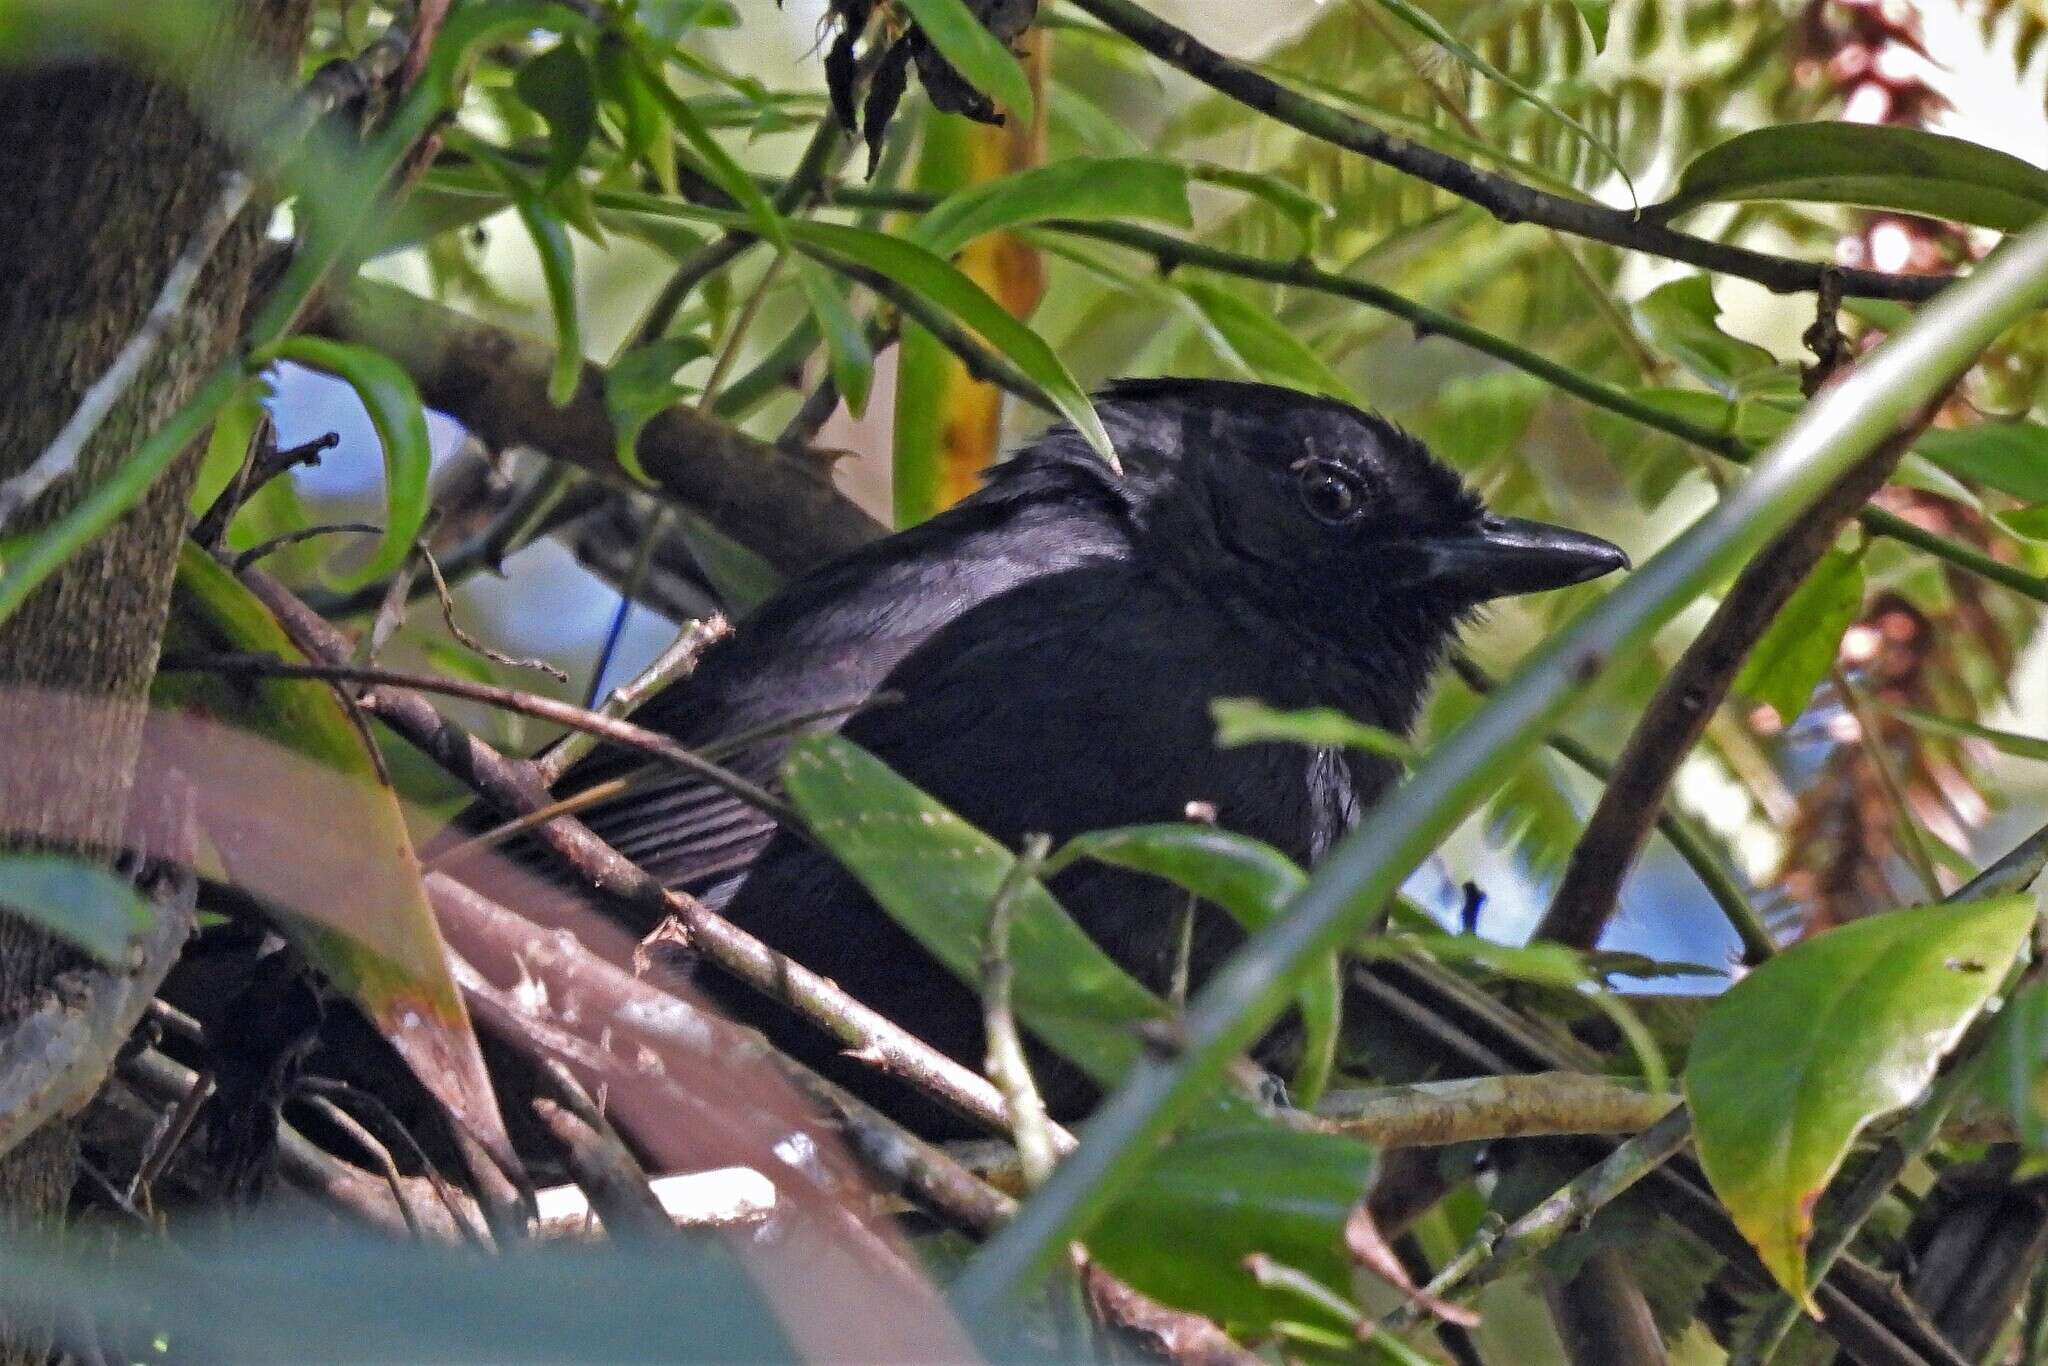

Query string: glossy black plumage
523 379 1627 1130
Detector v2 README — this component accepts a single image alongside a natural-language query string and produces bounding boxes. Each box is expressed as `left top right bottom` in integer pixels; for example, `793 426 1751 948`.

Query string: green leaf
1995 503 2048 543
794 259 874 417
1915 423 2048 503
515 197 584 407
788 220 1117 466
781 734 1166 1084
911 156 1192 257
1211 697 1415 763
1978 979 2048 1156
1568 0 1611 49
515 40 598 192
1652 123 2048 233
897 0 1035 126
604 334 710 484
0 854 150 964
1368 0 1632 199
1054 826 1337 1103
1733 545 1865 725
264 337 431 591
1635 277 1780 397
1685 896 2035 1304
1877 701 2048 762
1180 282 1366 406
636 48 787 247
1088 1125 1375 1332
187 376 271 521
1190 163 1333 242
593 33 676 194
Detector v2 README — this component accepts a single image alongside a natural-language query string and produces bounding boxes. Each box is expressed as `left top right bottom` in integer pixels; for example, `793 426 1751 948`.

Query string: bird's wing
479 469 1136 909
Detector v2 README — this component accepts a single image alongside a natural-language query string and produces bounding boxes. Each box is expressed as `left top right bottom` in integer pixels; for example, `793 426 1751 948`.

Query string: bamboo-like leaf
264 337 432 590
1180 282 1366 406
1210 697 1415 763
911 156 1192 257
514 39 598 191
794 259 874 417
604 334 710 484
155 544 515 1176
792 221 1116 464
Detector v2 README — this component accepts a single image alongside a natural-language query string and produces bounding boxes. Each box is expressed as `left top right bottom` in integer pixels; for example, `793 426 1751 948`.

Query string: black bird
528 379 1626 1130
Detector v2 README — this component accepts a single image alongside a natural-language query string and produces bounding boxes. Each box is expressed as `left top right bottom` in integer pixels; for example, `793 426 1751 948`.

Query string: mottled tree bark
0 4 309 1357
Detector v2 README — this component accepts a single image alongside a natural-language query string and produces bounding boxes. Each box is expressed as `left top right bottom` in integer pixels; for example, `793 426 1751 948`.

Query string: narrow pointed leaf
514 39 598 191
605 333 711 484
1055 825 1337 1103
911 156 1191 257
1211 697 1415 762
1181 282 1365 406
794 259 874 417
265 338 431 590
155 544 515 1175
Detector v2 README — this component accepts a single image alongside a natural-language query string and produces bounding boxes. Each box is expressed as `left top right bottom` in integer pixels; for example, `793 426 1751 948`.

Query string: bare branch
314 280 884 575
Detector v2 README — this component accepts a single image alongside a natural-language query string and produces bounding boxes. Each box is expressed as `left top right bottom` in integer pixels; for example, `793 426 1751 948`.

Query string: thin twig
192 428 339 548
158 651 800 830
297 1093 426 1241
1066 0 1947 301
230 520 383 572
538 614 730 785
238 566 1068 1147
1384 1106 1694 1331
418 540 568 681
982 834 1058 1190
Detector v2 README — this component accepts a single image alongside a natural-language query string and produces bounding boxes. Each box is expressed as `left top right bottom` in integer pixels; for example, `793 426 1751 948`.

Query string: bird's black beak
1400 516 1629 601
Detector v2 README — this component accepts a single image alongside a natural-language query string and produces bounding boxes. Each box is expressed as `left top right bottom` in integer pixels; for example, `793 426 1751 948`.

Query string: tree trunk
0 4 309 1357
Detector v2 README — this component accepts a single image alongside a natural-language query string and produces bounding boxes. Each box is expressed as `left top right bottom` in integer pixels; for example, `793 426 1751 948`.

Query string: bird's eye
1296 460 1367 525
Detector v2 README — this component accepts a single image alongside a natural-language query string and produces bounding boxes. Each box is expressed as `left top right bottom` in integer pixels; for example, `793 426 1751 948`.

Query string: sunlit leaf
1733 545 1865 726
1653 123 2048 233
1211 697 1416 763
264 338 431 590
790 221 1117 465
187 376 271 522
1877 701 2048 762
1181 282 1366 406
1686 897 2034 1304
794 259 874 417
1634 277 1780 398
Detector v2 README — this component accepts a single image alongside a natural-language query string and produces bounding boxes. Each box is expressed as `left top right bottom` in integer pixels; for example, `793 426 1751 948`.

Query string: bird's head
1026 377 1628 679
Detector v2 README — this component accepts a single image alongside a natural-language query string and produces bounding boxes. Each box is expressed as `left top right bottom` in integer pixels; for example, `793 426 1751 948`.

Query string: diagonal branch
1065 0 1949 301
1533 393 1948 953
312 280 884 575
